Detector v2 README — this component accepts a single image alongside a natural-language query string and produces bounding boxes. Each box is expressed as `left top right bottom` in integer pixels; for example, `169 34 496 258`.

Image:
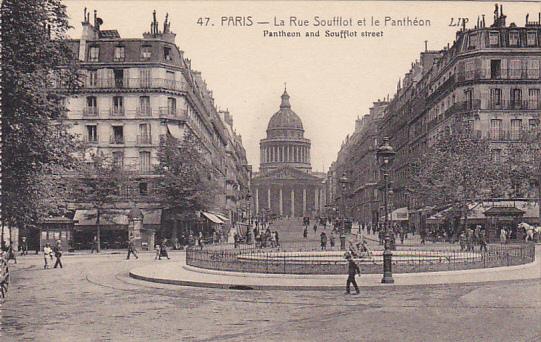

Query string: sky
64 1 541 172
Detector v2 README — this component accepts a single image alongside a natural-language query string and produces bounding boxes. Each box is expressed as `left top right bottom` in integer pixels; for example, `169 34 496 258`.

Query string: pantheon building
252 89 325 218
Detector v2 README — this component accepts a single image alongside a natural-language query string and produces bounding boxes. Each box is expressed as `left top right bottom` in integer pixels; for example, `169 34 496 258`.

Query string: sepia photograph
0 0 540 341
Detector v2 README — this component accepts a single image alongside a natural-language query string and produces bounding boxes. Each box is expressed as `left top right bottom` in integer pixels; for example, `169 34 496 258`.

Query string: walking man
320 231 327 250
90 235 97 254
126 237 139 260
345 254 360 295
53 240 63 269
43 243 52 269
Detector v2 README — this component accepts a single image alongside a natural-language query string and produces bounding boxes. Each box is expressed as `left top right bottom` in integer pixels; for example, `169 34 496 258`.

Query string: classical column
291 188 295 217
286 145 290 162
255 187 259 215
302 188 307 215
279 186 283 216
267 187 271 211
315 188 319 213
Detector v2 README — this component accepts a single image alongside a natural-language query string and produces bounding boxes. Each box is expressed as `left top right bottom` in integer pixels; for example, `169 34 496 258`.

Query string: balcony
136 107 152 117
83 78 186 91
488 129 524 141
136 134 152 145
109 107 125 117
83 107 99 117
487 100 540 111
159 107 187 120
109 135 125 145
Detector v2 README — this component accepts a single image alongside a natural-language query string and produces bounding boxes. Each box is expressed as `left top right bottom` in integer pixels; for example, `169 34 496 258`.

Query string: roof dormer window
141 46 152 60
164 47 172 61
527 31 537 47
114 46 125 62
509 31 519 46
89 46 99 62
489 31 499 47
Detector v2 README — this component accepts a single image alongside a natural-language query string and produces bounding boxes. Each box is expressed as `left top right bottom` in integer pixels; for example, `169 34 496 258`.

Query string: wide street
1 249 540 342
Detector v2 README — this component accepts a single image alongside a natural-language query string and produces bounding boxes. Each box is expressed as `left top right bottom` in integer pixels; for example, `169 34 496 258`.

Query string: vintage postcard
0 1 540 341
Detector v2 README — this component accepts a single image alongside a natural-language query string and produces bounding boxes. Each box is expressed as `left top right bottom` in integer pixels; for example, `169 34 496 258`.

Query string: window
112 126 124 144
139 151 151 173
85 96 98 116
510 88 522 109
527 32 537 47
465 61 475 80
112 96 124 116
490 119 502 140
489 32 499 46
139 182 148 195
490 88 502 108
139 96 151 116
509 59 522 79
114 69 124 88
529 119 540 130
164 47 172 61
141 46 152 60
468 33 478 49
511 119 522 140
113 46 125 61
167 97 176 115
139 68 151 87
166 71 175 88
490 60 501 79
87 70 98 87
112 151 124 169
464 89 474 110
527 59 540 79
529 89 540 110
509 31 519 46
138 123 151 144
86 125 97 143
89 46 99 62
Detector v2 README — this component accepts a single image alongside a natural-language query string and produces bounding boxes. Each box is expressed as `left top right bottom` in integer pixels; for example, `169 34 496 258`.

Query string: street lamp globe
376 137 396 170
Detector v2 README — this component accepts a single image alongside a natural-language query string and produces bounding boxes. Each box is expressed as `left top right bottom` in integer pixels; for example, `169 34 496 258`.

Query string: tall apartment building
329 6 540 227
329 100 388 225
380 7 541 213
58 10 250 248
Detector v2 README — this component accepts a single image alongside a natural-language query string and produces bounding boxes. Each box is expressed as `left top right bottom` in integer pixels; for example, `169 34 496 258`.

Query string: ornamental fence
186 241 535 275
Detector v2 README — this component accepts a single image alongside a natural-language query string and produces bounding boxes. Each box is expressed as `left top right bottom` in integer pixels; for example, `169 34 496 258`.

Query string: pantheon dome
259 89 311 174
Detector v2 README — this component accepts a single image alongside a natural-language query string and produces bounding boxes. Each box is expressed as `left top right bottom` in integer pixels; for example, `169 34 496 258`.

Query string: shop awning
141 209 162 225
167 123 183 139
201 212 224 224
74 209 129 226
389 207 408 221
214 213 229 222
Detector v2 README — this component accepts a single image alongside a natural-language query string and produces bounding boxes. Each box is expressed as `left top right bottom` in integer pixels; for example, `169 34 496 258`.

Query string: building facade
252 90 325 219
57 10 250 247
329 6 540 227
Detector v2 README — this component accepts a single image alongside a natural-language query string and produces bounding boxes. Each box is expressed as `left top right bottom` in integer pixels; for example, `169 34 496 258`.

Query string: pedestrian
90 235 97 254
6 243 17 264
330 231 336 248
154 243 161 260
198 233 204 250
500 227 507 244
459 232 466 251
43 243 52 269
234 232 239 249
126 237 139 260
345 254 360 295
479 230 488 252
53 240 63 269
274 231 280 248
320 231 327 250
303 226 308 239
160 239 170 259
20 236 28 256
399 228 405 245
313 223 317 234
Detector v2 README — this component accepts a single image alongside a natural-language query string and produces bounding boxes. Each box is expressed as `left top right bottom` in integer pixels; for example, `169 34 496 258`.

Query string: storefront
39 217 76 251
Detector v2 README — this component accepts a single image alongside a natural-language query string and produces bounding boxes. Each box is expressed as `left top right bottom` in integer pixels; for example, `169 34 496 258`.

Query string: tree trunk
96 210 101 253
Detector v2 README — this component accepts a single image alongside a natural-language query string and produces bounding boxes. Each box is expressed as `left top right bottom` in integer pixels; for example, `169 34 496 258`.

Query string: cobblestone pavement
1 252 540 342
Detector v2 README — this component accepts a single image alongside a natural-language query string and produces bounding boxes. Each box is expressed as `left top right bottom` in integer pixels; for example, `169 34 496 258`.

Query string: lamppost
376 137 396 284
246 191 252 229
339 172 349 232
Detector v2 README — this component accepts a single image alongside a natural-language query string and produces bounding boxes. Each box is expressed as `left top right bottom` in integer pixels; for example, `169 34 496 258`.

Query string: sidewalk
129 245 541 291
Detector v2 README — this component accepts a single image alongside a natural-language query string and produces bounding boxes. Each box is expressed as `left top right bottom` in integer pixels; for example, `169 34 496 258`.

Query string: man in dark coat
53 241 63 269
345 254 360 295
126 237 139 260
